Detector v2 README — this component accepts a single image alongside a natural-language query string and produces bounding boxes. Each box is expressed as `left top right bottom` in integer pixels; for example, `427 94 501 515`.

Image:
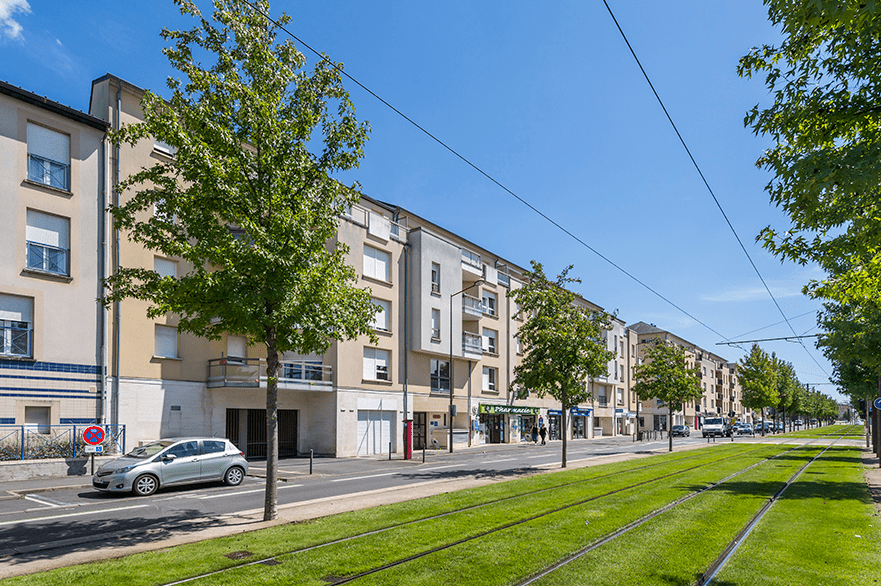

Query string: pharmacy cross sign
83 426 105 446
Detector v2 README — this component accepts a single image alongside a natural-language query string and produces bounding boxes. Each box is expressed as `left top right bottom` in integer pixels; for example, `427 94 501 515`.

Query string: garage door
356 410 395 456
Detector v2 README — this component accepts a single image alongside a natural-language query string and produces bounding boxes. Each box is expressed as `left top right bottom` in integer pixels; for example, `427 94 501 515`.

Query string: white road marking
331 471 400 483
198 485 302 499
419 463 461 471
24 494 67 508
0 504 150 526
483 458 516 464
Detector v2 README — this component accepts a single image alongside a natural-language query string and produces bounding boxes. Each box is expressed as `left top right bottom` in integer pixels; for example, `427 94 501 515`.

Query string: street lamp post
450 279 484 453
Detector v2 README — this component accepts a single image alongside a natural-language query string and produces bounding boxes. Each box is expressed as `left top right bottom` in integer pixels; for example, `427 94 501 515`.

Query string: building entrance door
413 412 427 450
225 408 298 459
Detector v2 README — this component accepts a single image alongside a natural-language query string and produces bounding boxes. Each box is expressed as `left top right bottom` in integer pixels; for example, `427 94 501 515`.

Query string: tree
739 1 881 306
774 357 800 432
508 262 615 468
739 344 779 436
632 339 703 452
104 0 378 521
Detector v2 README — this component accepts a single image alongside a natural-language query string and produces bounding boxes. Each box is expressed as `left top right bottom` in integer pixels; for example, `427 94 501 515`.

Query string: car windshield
125 441 176 459
705 418 723 425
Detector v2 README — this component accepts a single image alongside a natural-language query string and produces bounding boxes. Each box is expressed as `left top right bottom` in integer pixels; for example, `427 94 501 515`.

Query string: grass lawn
715 445 881 586
776 424 863 440
6 442 878 586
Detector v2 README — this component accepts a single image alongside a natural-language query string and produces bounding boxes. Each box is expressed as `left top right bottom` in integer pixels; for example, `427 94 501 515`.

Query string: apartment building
0 81 108 430
628 322 752 430
82 73 639 457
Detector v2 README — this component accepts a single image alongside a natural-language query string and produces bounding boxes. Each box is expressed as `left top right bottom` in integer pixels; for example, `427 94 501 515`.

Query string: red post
403 419 413 460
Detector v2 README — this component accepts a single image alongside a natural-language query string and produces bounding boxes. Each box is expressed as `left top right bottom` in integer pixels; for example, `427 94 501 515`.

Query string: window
167 441 199 458
431 308 441 339
202 440 226 454
363 245 390 282
363 347 390 381
0 293 33 358
154 138 177 157
515 335 522 355
154 256 177 279
27 122 69 190
617 388 624 405
482 366 497 392
227 336 246 358
614 360 619 380
431 262 440 294
24 406 51 434
620 340 624 356
430 359 450 393
482 291 496 316
482 328 497 354
26 210 69 276
154 325 178 358
371 298 390 332
597 387 608 406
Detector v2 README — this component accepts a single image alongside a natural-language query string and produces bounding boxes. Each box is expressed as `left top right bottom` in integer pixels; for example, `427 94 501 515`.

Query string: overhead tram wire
239 0 735 344
729 309 817 341
716 333 822 346
600 0 829 378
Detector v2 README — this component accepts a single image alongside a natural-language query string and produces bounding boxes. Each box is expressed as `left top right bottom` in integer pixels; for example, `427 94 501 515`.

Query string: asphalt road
0 433 753 562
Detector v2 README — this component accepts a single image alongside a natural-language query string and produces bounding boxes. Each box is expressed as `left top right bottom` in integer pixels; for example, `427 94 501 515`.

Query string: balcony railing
461 249 481 269
497 273 510 287
27 242 68 276
463 331 482 354
207 358 332 391
462 294 483 317
0 321 31 358
28 154 69 191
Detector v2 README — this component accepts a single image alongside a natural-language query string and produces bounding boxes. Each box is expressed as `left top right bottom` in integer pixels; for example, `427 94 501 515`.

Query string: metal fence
0 424 125 461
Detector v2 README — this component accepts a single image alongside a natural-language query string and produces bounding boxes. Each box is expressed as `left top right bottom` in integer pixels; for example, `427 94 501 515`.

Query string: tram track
161 443 776 586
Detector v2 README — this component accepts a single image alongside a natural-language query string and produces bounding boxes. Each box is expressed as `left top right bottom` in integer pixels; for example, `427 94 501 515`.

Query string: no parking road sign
83 426 105 446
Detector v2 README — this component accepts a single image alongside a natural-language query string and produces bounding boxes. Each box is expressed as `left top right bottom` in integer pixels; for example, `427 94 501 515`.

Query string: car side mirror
163 454 177 462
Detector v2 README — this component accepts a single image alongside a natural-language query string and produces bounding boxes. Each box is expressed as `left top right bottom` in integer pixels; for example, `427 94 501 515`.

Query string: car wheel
224 466 245 486
133 474 159 496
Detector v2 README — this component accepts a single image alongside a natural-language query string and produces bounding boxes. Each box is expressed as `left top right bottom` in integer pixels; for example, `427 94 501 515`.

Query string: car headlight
114 465 137 474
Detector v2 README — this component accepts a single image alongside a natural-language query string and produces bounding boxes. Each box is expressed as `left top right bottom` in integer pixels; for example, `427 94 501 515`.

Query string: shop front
548 410 562 440
478 404 539 444
571 406 592 439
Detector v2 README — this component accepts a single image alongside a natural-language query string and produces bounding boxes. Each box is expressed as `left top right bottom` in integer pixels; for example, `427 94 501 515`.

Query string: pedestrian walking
531 424 538 445
539 425 547 445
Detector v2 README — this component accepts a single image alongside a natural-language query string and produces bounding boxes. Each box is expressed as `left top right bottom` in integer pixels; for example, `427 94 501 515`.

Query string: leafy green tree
774 357 800 432
105 0 377 520
632 340 703 452
509 262 615 468
739 344 779 436
739 1 881 306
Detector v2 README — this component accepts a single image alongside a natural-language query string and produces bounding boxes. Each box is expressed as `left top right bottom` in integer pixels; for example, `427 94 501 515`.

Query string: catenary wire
237 0 736 345
599 0 829 378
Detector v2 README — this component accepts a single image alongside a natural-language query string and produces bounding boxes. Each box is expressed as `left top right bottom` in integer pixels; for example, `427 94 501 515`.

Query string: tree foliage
739 1 881 305
631 339 702 452
739 344 779 433
105 0 377 520
509 262 615 468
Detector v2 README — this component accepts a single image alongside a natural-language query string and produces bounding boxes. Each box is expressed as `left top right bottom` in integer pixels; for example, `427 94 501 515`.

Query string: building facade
0 81 108 433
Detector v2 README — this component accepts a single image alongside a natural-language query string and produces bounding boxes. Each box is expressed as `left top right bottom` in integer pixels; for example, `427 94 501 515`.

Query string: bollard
423 446 426 463
389 442 392 461
310 449 313 475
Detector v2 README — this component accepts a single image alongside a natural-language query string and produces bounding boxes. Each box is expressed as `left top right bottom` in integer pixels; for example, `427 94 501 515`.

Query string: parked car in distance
93 437 248 496
671 425 690 437
734 423 754 435
754 422 774 433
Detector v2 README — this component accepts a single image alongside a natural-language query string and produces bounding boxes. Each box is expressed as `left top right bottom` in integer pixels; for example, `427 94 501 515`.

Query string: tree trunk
263 326 279 522
561 387 568 469
668 410 673 452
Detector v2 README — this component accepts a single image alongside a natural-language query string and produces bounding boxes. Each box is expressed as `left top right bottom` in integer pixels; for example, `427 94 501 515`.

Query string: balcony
462 294 483 320
461 249 483 279
463 332 483 357
207 358 332 391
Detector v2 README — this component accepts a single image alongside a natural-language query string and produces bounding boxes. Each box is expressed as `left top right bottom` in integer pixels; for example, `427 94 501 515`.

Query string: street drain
225 551 254 560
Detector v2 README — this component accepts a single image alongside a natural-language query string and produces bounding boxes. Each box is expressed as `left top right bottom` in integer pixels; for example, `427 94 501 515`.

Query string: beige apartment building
628 322 752 431
0 81 108 431
87 73 643 457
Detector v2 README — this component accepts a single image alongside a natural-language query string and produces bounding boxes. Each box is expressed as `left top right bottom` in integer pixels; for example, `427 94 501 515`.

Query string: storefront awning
478 404 540 416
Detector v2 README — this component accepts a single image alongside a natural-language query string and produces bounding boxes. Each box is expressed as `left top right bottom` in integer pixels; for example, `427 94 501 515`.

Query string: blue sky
0 1 840 399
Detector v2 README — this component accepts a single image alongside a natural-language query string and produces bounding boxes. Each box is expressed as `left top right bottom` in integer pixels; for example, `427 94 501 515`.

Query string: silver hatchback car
92 437 248 496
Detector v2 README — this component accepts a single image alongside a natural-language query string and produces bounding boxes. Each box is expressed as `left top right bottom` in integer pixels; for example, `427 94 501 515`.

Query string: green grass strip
179 446 785 585
714 446 881 586
520 446 825 585
0 444 743 586
777 424 863 440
